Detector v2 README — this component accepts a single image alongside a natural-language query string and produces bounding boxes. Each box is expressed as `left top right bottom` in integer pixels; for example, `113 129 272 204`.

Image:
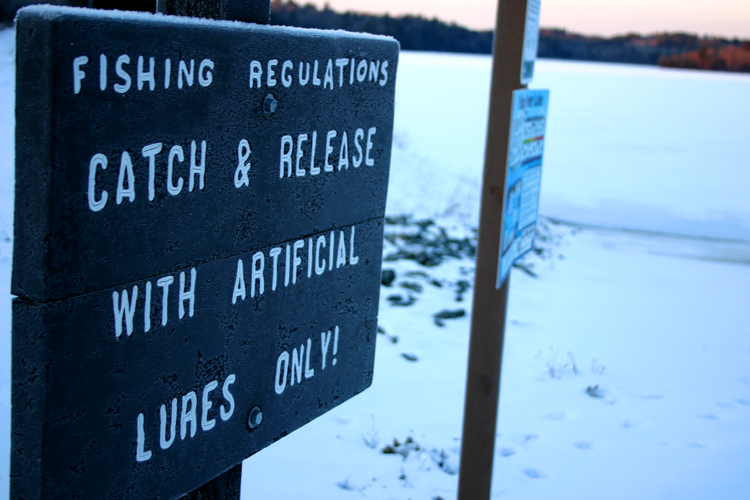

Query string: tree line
269 2 750 72
538 29 750 71
3 0 749 72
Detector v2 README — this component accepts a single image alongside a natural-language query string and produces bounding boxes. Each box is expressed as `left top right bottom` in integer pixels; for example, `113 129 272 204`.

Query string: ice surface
1 24 749 500
534 60 750 241
388 52 750 240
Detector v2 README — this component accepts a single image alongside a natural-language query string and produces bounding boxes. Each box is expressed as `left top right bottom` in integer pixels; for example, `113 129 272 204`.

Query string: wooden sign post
457 0 529 498
11 3 398 499
160 2 268 498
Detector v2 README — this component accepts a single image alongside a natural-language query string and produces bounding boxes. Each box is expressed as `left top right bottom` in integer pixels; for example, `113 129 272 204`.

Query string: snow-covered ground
1 26 749 499
246 218 750 500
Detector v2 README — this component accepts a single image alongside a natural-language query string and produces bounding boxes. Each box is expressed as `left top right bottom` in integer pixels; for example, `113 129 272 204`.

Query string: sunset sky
306 0 750 39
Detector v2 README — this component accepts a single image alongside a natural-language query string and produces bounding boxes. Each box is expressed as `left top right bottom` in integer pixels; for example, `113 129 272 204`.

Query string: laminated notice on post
497 89 549 287
521 0 541 84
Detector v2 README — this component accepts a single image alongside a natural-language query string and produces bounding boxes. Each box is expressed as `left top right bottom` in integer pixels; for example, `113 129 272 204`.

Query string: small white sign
521 0 541 84
497 88 549 287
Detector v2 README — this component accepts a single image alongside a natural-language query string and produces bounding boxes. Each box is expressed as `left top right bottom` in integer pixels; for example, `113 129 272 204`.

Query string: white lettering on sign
180 391 198 440
135 373 236 463
274 325 340 395
281 60 293 87
87 153 109 212
136 413 152 462
234 139 252 188
114 55 132 93
112 268 197 338
231 225 359 306
178 59 194 89
249 58 389 89
232 259 246 305
278 127 377 178
87 140 208 212
112 286 138 338
73 55 88 94
201 380 219 432
138 56 155 91
73 54 214 94
112 224 359 339
116 152 136 205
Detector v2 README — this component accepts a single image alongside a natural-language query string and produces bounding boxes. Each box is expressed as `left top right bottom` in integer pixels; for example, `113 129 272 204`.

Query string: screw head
263 94 277 116
248 406 263 429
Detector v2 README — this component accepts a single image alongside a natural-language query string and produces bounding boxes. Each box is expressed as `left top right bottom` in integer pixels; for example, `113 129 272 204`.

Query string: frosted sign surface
12 6 398 500
497 88 548 286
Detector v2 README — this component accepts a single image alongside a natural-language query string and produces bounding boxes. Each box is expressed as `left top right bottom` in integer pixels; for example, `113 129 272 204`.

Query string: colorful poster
497 88 549 287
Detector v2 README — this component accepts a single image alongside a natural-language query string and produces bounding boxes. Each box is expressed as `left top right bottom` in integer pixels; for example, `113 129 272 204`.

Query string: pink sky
304 0 750 39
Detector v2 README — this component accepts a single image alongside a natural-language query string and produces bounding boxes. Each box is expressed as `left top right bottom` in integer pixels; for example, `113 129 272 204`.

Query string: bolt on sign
11 6 398 499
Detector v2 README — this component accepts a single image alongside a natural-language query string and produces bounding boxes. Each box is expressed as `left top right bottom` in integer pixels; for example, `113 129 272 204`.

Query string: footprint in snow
499 447 517 457
736 399 750 406
333 416 351 425
717 402 736 409
336 479 357 491
574 441 594 450
687 441 708 448
523 468 547 479
698 413 719 420
523 434 539 444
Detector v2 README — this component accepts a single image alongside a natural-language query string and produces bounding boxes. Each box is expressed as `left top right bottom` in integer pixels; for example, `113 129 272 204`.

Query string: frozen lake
388 52 750 240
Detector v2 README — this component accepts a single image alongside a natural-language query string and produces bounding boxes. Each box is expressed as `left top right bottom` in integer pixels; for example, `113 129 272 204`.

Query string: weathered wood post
457 0 529 498
182 464 242 500
156 0 270 24
154 1 270 498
